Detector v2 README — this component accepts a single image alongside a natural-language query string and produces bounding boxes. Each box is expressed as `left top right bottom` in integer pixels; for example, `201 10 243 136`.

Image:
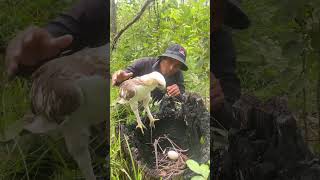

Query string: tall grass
110 0 210 178
0 1 109 179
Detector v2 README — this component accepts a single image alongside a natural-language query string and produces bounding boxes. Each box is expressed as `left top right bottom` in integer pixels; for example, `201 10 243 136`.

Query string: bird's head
149 71 166 90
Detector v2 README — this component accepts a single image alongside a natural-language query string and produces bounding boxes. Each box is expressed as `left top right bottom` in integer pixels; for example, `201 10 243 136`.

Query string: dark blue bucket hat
159 44 188 71
225 0 250 29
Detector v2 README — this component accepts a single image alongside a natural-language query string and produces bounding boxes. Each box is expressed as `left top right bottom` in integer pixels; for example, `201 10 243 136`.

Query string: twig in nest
153 138 159 169
152 135 189 179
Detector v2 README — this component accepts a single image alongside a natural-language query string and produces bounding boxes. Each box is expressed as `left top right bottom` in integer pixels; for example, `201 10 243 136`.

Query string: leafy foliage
112 0 210 98
234 0 320 149
186 159 210 180
0 1 110 179
111 0 209 178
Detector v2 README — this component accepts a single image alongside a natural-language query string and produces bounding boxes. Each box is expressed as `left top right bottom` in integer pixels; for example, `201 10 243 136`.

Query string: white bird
117 71 166 134
21 45 108 180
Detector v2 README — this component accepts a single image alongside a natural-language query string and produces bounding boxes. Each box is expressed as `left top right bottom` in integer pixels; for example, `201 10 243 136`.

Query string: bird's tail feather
0 112 58 142
23 114 58 133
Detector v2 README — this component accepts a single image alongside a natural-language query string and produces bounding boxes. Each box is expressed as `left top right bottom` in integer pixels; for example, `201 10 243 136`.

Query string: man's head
212 0 226 32
212 0 250 32
158 44 188 77
159 57 181 77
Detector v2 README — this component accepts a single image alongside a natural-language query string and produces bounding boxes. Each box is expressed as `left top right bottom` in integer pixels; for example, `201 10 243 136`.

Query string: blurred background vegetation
110 0 209 179
6 0 320 179
234 0 320 152
0 1 109 179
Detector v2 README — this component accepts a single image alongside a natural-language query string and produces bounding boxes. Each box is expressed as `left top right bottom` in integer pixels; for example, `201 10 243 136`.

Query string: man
211 0 250 129
5 0 108 79
112 44 188 101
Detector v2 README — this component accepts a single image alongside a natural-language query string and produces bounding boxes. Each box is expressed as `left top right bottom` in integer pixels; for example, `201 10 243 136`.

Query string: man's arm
45 0 109 52
211 28 241 129
5 0 109 78
124 58 149 77
212 28 241 105
112 58 148 86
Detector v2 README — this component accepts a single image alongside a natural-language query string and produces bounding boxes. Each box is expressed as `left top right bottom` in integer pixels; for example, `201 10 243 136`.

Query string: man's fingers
112 74 118 86
166 87 172 96
22 33 36 50
23 32 34 45
22 27 46 49
166 88 171 94
50 34 73 50
127 72 133 77
168 90 179 96
167 85 180 96
112 76 119 86
112 70 127 86
171 89 180 96
167 87 174 94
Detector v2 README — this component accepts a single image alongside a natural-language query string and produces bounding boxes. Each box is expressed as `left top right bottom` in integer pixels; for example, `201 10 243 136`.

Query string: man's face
159 57 181 77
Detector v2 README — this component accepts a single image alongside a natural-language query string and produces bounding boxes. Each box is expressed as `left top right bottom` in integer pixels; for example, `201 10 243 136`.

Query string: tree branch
111 0 155 52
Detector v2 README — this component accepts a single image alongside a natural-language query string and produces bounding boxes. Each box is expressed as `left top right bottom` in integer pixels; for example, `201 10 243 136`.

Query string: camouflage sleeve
45 0 109 53
211 28 241 105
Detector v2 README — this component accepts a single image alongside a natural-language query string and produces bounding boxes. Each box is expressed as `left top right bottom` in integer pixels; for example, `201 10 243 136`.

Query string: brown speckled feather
30 46 108 124
119 78 146 101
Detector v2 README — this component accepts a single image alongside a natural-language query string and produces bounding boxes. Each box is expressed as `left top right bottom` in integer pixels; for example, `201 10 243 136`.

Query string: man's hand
167 84 180 96
112 70 133 86
5 26 73 79
211 73 224 112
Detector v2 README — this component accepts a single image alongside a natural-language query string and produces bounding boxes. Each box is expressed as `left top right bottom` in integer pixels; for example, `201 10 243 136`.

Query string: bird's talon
149 118 159 128
136 123 146 134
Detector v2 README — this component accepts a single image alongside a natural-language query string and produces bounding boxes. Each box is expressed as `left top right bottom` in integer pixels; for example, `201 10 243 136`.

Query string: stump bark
119 93 210 179
211 95 320 180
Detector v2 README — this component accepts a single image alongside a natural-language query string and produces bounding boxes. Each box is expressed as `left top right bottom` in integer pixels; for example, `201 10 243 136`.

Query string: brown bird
117 71 166 134
22 45 108 180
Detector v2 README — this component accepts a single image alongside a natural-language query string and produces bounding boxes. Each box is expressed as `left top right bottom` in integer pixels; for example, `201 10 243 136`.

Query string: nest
211 95 320 180
153 135 189 179
119 93 210 179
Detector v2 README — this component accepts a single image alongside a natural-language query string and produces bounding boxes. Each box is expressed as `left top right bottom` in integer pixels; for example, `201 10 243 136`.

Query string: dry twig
151 135 189 179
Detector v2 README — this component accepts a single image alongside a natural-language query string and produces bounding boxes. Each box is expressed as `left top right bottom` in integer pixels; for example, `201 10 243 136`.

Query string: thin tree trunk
317 59 320 143
302 50 308 144
111 0 155 51
111 0 117 38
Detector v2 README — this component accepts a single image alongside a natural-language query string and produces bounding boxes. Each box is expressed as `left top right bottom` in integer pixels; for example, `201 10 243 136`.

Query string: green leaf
200 136 205 145
199 164 210 178
186 159 202 174
191 176 206 180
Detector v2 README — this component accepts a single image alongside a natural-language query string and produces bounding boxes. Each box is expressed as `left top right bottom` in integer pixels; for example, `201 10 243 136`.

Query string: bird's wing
61 75 108 129
31 77 83 124
30 45 108 125
119 78 146 101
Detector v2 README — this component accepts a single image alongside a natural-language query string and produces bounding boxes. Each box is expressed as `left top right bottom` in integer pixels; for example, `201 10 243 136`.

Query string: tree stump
119 93 210 179
211 94 320 180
